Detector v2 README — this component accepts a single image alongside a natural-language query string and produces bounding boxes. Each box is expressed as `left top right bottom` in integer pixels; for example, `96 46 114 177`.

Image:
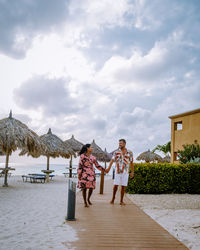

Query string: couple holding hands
77 139 134 207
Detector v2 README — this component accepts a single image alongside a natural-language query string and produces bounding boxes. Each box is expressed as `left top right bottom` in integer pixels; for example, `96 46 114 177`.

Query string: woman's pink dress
77 153 104 189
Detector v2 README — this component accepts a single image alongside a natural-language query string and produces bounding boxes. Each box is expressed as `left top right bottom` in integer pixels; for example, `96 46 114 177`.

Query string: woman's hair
79 144 91 155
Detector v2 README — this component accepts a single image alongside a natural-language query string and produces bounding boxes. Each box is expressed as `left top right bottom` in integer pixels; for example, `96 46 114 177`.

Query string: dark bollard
112 168 115 180
66 179 76 221
69 155 72 178
69 168 72 178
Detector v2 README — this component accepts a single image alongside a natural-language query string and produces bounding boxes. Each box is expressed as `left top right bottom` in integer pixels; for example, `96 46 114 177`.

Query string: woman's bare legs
87 188 93 205
82 188 89 207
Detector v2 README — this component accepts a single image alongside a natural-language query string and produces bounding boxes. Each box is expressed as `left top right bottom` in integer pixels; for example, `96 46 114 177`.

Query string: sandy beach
0 175 78 250
127 193 200 250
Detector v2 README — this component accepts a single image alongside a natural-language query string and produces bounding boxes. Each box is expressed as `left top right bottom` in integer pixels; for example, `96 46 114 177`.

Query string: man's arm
105 159 114 173
130 160 134 178
130 153 134 178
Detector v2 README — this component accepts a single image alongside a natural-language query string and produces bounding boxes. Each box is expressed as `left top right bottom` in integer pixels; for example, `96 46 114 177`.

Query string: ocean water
0 162 79 176
0 162 104 176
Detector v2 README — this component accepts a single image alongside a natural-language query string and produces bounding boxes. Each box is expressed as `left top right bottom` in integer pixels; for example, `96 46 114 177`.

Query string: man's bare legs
120 186 126 205
110 185 118 204
110 185 126 205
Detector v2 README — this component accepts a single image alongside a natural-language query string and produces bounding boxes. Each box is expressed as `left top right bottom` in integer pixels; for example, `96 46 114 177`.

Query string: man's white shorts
114 173 129 186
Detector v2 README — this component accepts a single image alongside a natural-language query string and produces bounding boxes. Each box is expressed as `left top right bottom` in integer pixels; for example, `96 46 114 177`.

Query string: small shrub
178 140 200 164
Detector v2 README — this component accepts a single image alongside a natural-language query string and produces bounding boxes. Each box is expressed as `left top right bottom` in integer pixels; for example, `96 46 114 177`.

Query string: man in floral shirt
105 139 134 205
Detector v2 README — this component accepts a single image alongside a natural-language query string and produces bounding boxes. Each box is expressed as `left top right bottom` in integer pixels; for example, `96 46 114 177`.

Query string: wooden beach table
65 167 76 178
41 170 54 183
64 179 188 250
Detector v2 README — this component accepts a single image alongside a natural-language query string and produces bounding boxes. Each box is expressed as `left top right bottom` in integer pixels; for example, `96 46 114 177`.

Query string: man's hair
119 139 126 144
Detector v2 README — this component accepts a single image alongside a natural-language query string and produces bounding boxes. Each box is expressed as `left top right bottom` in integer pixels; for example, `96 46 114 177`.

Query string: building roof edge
169 108 200 119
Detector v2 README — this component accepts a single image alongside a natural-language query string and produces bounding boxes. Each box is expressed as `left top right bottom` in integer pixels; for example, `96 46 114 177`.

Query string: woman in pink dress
78 144 105 207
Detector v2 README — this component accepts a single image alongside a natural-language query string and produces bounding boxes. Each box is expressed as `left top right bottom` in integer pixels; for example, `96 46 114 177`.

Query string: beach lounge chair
29 173 55 180
22 175 46 183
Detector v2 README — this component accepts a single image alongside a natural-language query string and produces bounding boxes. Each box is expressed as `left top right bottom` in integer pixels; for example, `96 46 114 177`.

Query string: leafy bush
127 163 200 194
178 140 200 164
189 157 200 163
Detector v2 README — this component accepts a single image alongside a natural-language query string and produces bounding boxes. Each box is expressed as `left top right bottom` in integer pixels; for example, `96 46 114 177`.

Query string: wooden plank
64 179 188 250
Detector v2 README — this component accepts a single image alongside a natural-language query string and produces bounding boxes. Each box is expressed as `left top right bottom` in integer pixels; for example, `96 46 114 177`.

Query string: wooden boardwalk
64 179 188 250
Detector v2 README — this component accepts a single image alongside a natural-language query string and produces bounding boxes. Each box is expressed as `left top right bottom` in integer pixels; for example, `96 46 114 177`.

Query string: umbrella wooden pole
46 156 50 183
47 156 50 170
3 151 9 187
100 162 106 194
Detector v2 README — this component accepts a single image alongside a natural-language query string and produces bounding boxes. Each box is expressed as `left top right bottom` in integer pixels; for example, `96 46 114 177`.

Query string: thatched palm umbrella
136 149 163 163
39 128 75 182
0 149 5 156
0 111 42 187
104 148 112 162
64 135 83 177
91 140 111 194
91 140 107 161
65 135 83 153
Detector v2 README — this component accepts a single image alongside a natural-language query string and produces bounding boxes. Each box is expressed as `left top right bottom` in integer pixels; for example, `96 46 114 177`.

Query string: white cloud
0 0 200 163
69 0 131 30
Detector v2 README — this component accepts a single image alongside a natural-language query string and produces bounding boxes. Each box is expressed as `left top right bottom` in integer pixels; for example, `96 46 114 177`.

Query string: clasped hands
104 168 134 178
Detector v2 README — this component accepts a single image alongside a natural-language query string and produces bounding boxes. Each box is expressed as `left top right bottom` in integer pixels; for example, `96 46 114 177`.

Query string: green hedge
126 163 200 194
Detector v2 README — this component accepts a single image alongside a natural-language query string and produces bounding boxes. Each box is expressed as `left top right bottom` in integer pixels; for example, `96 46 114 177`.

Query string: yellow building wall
171 112 200 163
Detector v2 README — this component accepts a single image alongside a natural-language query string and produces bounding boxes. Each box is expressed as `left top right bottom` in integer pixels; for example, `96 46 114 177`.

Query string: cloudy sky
0 0 200 163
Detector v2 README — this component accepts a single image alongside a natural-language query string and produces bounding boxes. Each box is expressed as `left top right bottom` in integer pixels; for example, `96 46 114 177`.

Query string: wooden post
3 150 9 187
47 156 50 170
46 156 50 183
100 161 106 194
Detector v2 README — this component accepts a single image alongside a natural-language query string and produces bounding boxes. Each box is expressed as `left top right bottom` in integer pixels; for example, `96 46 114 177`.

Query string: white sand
0 175 78 250
127 193 200 250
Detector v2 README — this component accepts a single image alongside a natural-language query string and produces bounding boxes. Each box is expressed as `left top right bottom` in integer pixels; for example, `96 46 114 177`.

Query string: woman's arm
93 157 105 171
105 159 114 173
77 158 84 180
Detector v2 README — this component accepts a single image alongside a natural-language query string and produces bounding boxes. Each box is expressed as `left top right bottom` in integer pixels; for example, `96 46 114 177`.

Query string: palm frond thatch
91 140 110 162
0 111 42 156
0 111 43 186
0 149 5 156
136 149 163 163
64 135 83 154
40 128 73 158
104 148 112 162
